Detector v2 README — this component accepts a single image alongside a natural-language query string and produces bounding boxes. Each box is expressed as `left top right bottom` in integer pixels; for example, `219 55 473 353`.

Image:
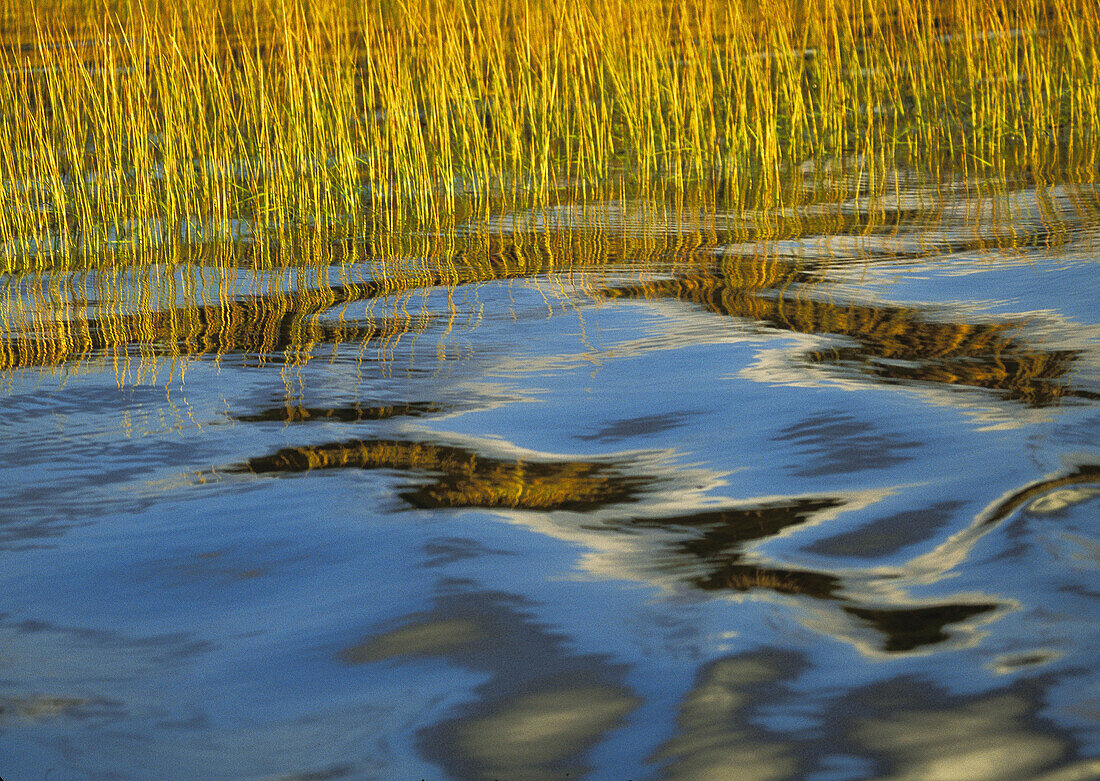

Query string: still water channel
2 173 1099 779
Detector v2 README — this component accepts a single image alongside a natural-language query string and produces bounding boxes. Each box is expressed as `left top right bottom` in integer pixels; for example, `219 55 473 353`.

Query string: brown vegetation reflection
235 401 447 423
232 438 649 512
618 499 1001 653
0 284 431 372
598 259 1084 406
0 235 644 377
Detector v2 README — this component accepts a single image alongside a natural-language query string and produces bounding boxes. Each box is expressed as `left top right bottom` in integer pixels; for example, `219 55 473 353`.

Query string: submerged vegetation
1 0 1097 266
597 265 1088 406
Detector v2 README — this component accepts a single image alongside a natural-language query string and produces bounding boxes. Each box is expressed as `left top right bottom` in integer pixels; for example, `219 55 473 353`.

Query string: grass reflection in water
233 438 649 512
599 264 1085 406
0 234 637 377
231 422 1011 654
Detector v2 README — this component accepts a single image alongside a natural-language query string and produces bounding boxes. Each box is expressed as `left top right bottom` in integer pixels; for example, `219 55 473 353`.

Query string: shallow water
2 178 1100 780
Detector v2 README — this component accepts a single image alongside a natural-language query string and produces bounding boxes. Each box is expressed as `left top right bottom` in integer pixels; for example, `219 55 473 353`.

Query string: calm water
2 177 1100 780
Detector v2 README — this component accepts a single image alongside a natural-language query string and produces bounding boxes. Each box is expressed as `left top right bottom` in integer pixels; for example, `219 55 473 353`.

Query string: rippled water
2 175 1100 779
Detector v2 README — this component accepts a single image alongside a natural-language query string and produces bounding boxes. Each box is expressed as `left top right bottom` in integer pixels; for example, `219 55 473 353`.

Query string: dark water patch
0 461 183 549
0 432 220 549
807 501 964 559
1050 413 1100 448
160 544 304 586
622 499 847 598
423 537 518 568
575 410 702 442
235 401 448 424
842 602 1000 653
599 271 1083 405
629 498 845 553
153 712 210 731
0 501 89 550
342 587 640 781
773 413 922 477
5 428 204 472
232 438 651 512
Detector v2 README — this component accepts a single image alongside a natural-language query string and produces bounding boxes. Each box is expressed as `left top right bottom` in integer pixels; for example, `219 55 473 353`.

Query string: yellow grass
0 0 1096 269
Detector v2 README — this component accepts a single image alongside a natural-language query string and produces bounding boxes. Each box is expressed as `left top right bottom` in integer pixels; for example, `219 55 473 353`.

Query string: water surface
2 176 1099 780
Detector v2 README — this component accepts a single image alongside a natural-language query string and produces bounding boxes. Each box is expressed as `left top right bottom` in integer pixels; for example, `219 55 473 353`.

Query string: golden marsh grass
1 0 1097 267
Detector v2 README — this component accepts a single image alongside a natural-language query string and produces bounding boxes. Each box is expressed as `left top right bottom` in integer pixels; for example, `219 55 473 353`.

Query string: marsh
1 1 1098 778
